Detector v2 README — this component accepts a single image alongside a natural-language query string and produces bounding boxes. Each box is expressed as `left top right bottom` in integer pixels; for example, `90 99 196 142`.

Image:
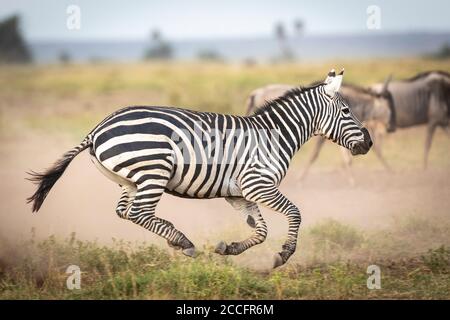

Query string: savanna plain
0 59 449 299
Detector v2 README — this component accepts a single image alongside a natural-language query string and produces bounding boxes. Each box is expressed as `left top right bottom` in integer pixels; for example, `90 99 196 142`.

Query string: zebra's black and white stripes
27 69 372 268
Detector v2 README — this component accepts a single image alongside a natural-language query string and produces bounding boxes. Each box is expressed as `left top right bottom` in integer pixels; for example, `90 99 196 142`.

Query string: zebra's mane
253 83 324 115
405 70 450 82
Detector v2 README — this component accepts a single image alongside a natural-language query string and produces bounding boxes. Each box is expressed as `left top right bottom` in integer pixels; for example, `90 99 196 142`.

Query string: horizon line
27 29 450 44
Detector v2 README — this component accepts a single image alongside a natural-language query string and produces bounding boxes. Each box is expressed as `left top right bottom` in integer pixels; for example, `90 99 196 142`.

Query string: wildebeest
246 78 395 182
371 71 450 169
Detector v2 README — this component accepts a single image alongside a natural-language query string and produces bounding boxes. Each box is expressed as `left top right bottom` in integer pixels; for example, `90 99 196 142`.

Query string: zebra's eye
342 108 350 115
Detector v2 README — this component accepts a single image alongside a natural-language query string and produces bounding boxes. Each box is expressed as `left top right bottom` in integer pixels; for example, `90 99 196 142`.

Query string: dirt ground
1 126 449 269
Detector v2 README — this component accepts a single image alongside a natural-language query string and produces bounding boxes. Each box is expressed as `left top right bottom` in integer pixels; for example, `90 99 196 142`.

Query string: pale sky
1 0 449 41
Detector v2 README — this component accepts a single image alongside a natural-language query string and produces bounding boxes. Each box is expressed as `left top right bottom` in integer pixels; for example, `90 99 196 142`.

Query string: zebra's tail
26 134 93 213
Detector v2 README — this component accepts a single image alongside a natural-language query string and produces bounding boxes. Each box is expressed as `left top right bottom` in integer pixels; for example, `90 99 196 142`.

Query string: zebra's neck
248 86 324 160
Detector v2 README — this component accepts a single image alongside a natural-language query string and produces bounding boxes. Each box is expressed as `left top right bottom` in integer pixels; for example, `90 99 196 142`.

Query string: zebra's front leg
215 197 267 256
242 184 301 268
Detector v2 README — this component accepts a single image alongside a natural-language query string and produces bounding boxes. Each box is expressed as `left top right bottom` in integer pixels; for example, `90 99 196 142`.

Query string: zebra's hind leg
215 197 267 256
115 185 137 219
127 182 196 257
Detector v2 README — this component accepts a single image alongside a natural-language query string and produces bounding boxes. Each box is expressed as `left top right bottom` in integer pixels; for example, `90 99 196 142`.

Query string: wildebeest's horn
382 74 392 93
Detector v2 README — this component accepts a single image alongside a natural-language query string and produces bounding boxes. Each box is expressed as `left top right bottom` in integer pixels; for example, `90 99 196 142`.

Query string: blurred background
1 0 450 63
0 0 449 299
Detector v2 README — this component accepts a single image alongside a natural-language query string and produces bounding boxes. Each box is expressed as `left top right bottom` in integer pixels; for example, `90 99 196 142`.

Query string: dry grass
1 217 449 299
1 59 449 299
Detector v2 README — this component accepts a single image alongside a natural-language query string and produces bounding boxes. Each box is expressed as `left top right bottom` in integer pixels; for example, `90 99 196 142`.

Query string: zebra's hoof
214 241 227 255
273 253 284 269
182 247 196 258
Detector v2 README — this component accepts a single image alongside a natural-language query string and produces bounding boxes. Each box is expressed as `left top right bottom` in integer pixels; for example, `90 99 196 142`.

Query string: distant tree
151 30 161 42
275 22 286 41
429 43 450 59
197 50 223 62
0 15 32 63
58 51 71 64
144 29 173 60
292 19 305 60
274 22 293 61
293 19 304 37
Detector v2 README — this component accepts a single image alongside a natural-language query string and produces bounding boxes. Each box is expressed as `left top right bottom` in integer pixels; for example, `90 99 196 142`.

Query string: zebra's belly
165 174 243 199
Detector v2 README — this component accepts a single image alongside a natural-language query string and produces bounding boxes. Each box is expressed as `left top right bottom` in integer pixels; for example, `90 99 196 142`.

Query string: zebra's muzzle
351 127 372 155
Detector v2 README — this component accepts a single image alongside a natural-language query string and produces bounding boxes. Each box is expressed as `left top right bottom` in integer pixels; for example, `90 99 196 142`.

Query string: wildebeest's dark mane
310 80 380 97
342 83 381 96
405 70 450 82
253 83 323 115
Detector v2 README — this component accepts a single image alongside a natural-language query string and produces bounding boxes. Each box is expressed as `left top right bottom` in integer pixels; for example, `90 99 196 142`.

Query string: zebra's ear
324 68 344 96
324 69 336 84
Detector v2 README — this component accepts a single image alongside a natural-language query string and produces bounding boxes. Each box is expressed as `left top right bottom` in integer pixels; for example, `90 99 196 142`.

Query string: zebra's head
316 69 373 155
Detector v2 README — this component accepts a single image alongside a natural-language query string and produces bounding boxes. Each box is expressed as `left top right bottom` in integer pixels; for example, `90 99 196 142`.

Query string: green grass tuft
1 222 449 299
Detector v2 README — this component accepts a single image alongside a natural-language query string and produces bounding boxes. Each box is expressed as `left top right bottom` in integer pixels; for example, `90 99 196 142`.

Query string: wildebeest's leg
369 127 392 172
339 147 355 186
424 92 449 169
445 126 450 138
241 183 301 268
424 122 437 169
298 137 326 181
115 185 137 219
215 197 267 256
443 125 450 157
127 181 196 257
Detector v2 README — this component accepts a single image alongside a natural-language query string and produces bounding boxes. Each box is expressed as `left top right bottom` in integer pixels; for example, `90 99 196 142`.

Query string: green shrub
421 246 450 273
308 219 364 251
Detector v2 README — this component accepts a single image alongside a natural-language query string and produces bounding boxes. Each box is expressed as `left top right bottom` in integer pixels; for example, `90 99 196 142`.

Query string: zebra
27 69 372 268
245 77 395 183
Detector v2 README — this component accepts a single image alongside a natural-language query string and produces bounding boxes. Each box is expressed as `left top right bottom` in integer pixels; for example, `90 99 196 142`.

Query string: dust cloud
1 129 449 270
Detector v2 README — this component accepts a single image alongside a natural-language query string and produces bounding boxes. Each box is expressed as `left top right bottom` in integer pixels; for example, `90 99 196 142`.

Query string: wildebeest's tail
27 134 93 212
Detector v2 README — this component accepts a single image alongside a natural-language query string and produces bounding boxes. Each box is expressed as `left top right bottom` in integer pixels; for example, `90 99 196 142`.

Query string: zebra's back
90 105 255 199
